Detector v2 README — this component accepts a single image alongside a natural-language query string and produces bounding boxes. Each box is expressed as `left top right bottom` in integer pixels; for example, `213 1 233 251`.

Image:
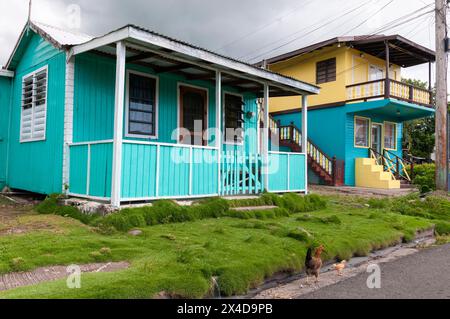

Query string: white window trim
125 69 159 139
20 65 48 143
176 82 209 145
223 91 244 146
383 121 397 151
354 116 371 149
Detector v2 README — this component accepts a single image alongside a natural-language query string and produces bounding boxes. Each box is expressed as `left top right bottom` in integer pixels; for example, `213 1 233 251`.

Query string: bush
36 193 328 232
412 163 435 193
367 198 389 209
278 193 327 213
36 194 100 224
435 220 450 235
286 227 313 243
227 192 281 208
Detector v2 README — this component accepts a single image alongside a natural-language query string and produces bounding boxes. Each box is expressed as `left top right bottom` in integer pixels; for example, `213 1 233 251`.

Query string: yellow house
261 35 435 189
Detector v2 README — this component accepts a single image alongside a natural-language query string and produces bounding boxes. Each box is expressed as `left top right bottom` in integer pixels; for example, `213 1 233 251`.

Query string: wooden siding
121 142 218 200
7 32 66 194
69 142 112 198
268 152 306 192
345 113 403 186
0 77 12 189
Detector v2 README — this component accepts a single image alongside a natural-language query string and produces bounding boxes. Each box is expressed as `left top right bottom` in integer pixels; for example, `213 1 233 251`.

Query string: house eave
0 69 14 77
69 25 320 96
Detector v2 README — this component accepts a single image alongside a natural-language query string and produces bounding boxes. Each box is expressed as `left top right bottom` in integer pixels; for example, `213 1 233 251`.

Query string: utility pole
28 0 32 21
435 0 448 191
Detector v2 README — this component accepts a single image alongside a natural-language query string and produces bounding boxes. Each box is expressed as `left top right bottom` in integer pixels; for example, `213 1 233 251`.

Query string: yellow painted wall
268 45 401 112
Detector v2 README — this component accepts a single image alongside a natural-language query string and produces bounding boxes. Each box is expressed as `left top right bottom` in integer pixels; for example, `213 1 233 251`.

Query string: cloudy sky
0 0 441 84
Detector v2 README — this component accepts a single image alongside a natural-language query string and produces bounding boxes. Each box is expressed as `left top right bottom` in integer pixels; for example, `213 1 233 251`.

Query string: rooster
304 245 324 284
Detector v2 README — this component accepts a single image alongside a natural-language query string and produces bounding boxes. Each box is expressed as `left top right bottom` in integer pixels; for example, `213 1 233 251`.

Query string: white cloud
0 0 443 86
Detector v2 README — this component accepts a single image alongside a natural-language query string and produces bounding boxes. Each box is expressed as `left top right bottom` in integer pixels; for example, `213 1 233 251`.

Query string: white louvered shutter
20 67 47 141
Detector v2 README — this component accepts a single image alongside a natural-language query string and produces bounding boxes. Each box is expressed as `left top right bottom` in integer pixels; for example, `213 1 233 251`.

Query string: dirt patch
309 185 417 198
0 262 130 291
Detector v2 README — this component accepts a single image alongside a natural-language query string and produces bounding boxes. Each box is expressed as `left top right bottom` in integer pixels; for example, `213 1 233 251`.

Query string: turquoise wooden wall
72 53 259 199
0 77 12 189
73 53 258 149
268 152 306 191
7 33 66 194
273 107 346 160
273 101 405 187
345 113 403 186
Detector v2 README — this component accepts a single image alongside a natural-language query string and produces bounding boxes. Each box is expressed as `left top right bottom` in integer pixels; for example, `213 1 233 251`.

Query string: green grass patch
0 196 433 299
36 193 327 233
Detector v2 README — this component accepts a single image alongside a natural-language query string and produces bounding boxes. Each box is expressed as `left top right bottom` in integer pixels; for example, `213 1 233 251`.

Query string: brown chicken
304 245 324 284
333 260 347 276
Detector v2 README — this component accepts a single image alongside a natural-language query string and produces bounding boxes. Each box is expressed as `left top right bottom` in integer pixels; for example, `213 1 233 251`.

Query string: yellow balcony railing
346 79 433 108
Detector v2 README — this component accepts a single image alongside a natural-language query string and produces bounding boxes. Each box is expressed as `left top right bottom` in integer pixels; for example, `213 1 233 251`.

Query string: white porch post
301 94 308 194
263 84 269 191
216 70 222 195
62 53 75 194
111 41 126 208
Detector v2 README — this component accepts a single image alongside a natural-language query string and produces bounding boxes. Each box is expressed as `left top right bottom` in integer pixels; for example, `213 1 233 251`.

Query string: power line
214 0 315 52
238 0 374 61
342 0 395 35
250 1 434 65
273 6 434 79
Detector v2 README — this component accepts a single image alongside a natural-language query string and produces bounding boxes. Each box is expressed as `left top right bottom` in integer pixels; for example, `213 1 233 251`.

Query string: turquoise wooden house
0 22 319 207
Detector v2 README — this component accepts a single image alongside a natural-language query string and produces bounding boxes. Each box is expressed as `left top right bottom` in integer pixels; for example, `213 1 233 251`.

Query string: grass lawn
0 194 434 299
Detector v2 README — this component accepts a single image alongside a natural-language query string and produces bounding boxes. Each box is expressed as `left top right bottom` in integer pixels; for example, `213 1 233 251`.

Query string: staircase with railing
369 148 415 189
269 116 344 186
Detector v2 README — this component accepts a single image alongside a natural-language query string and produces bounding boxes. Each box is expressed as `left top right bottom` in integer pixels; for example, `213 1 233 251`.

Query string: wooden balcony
346 78 433 108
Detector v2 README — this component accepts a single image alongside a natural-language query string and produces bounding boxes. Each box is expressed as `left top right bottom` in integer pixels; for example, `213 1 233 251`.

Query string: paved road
300 243 450 299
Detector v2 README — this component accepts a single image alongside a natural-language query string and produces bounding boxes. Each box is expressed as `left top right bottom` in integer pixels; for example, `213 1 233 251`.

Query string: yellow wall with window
268 45 401 112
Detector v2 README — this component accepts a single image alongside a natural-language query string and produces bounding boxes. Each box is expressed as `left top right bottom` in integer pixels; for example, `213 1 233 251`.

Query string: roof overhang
0 70 14 77
350 98 435 122
261 35 435 68
69 25 320 97
5 21 93 71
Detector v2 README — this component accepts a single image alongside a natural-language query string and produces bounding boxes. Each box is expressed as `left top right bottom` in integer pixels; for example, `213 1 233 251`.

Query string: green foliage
277 193 327 213
0 193 434 299
227 192 282 208
401 78 435 159
286 227 313 242
412 163 436 193
390 195 450 235
9 257 26 272
36 194 101 225
36 193 328 232
367 198 389 209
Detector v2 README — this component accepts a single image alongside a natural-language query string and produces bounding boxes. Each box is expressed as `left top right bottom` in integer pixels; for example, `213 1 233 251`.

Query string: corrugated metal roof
30 21 94 47
258 35 435 67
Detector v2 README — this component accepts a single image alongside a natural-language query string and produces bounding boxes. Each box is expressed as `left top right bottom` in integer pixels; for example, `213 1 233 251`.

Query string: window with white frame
384 122 397 150
127 72 157 137
20 67 48 142
224 93 244 143
354 117 370 148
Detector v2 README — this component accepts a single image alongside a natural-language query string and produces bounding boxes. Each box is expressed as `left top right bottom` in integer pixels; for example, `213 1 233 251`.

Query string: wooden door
179 85 207 146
